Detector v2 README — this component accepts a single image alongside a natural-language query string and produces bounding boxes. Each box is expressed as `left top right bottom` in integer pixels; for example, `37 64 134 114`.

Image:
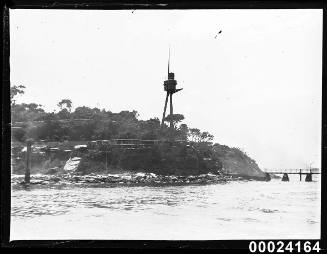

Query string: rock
30 180 45 185
149 173 157 177
72 176 81 182
11 171 230 187
50 177 61 182
135 172 146 177
46 167 59 174
121 175 132 181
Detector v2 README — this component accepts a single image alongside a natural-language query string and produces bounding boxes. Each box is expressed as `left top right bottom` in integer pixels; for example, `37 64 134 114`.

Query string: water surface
11 175 320 240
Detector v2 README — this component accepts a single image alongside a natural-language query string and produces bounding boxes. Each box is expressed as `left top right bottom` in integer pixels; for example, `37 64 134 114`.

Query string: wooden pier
264 169 321 182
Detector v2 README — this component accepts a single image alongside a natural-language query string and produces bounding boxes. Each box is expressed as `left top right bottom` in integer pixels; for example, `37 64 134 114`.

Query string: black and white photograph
5 6 323 245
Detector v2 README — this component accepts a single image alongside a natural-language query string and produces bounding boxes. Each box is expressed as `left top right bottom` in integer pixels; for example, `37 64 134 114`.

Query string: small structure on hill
161 49 183 139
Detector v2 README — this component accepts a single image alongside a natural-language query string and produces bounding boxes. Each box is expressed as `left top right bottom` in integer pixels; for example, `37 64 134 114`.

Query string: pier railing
264 169 321 182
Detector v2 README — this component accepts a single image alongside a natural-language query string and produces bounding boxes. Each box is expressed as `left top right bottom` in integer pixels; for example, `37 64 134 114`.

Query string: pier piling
305 173 312 182
24 139 32 184
282 173 289 181
265 168 320 182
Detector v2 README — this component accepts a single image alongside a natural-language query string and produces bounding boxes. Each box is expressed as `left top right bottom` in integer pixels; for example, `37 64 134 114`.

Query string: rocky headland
10 85 270 185
11 140 270 187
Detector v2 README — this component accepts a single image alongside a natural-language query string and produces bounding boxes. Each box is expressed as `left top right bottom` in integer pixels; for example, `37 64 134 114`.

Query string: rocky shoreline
11 172 251 188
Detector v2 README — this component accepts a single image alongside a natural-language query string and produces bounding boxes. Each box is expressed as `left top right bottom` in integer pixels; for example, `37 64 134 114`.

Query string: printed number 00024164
249 241 321 253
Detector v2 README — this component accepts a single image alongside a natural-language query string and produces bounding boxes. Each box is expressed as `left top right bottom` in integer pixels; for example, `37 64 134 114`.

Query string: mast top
167 47 175 80
168 47 170 75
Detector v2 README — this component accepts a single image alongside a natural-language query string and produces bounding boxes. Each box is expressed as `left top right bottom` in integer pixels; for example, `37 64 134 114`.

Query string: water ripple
11 179 321 240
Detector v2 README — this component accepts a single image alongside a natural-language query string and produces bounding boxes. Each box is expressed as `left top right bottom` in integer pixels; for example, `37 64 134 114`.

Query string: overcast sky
10 9 322 170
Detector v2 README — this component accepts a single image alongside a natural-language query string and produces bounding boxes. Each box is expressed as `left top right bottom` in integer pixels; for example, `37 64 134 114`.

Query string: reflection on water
10 176 320 240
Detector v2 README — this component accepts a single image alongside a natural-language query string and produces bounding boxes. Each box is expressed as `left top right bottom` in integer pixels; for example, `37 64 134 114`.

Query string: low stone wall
11 172 229 187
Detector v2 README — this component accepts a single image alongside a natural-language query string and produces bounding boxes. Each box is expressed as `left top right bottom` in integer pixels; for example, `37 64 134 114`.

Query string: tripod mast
161 50 183 139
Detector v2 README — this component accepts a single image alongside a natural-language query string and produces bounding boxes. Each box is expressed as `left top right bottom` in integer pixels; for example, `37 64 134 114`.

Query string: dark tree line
11 85 214 143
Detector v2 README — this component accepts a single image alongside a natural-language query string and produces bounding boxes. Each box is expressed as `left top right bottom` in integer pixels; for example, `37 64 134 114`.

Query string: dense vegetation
11 85 213 143
11 85 267 179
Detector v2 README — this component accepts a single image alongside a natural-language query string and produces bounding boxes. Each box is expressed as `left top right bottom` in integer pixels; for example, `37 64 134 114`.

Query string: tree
57 108 70 119
57 99 72 112
73 106 94 119
10 85 25 106
139 118 161 140
188 128 201 142
188 129 214 143
22 103 44 113
117 110 139 121
177 123 189 141
93 120 120 140
164 114 185 127
200 131 214 142
11 103 45 122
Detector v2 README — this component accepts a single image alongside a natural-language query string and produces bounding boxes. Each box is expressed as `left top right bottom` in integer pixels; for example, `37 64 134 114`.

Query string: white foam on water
10 177 321 240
